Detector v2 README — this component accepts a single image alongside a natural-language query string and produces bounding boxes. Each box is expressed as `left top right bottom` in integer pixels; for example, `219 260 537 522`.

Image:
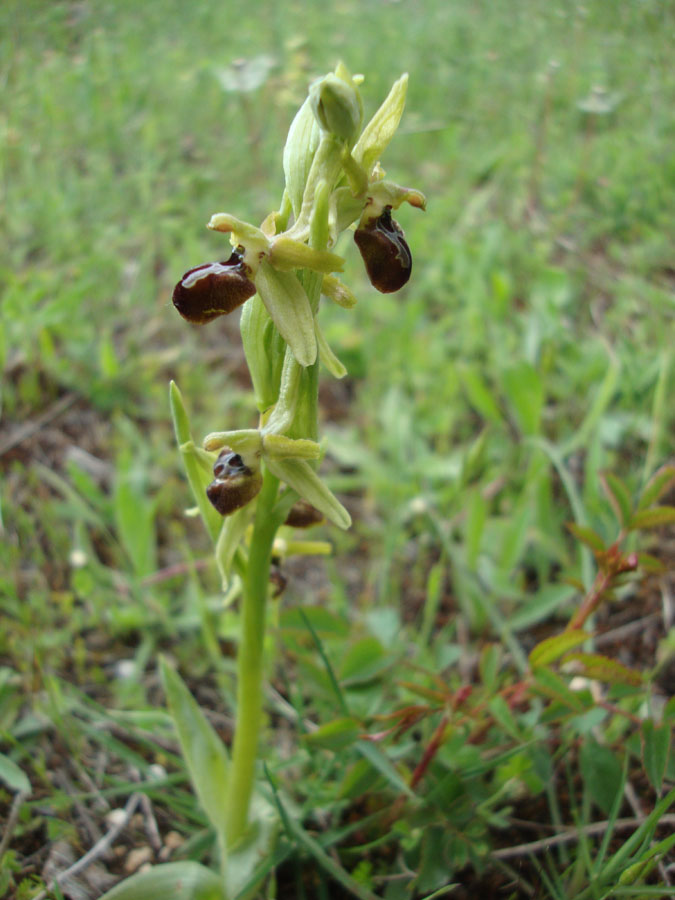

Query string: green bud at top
309 73 362 144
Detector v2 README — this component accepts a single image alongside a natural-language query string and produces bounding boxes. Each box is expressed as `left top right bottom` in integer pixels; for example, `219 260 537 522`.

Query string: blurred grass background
1 1 674 887
2 0 674 688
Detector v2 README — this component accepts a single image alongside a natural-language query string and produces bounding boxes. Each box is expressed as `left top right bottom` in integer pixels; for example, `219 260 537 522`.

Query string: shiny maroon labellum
354 206 412 294
206 447 262 516
172 248 256 324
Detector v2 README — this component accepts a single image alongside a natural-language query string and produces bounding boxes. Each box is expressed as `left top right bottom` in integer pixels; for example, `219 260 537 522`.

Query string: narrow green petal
315 319 347 379
268 237 344 274
202 429 262 457
255 260 317 367
265 457 351 529
263 433 321 460
322 275 357 309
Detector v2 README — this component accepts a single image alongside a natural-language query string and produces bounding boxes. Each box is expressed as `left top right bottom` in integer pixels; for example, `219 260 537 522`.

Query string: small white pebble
114 660 136 680
124 846 153 873
148 764 167 781
106 808 128 828
69 549 88 568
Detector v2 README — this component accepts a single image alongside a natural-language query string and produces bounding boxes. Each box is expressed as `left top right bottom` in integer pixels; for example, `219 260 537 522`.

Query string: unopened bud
309 73 362 144
172 248 256 324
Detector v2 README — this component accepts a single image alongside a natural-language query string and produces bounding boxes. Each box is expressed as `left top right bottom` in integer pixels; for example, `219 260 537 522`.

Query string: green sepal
283 96 321 219
263 433 321 460
99 862 227 900
240 295 279 411
255 260 317 367
265 457 351 529
353 73 408 175
215 506 251 590
169 381 222 543
268 237 344 274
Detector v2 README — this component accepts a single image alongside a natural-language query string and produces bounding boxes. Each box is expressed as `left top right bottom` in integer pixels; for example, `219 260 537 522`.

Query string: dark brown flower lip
206 447 262 516
284 499 324 529
172 247 256 324
354 206 412 294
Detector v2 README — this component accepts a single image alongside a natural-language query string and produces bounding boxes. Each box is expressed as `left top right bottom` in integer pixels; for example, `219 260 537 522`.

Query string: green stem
224 467 280 847
224 165 331 850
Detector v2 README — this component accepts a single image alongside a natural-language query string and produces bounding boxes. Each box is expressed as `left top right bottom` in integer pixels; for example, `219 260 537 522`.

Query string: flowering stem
224 466 280 847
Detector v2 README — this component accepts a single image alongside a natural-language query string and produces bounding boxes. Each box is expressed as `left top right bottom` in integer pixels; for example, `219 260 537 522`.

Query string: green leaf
566 522 606 553
170 382 223 543
160 659 229 842
457 365 502 423
355 739 414 798
638 465 675 510
99 862 226 900
601 472 633 527
255 261 316 368
510 584 576 632
642 720 671 793
113 447 157 578
267 769 381 900
502 361 543 435
630 506 675 530
224 793 278 900
580 739 623 815
304 717 361 751
464 488 488 569
529 629 589 668
339 637 387 686
531 667 588 713
0 753 30 794
563 653 643 687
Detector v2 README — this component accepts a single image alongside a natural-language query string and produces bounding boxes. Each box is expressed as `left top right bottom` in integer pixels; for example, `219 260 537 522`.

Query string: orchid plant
103 64 424 900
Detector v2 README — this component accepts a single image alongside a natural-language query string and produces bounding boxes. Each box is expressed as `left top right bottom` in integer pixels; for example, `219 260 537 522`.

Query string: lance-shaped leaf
265 457 351 529
169 381 222 543
99 862 227 900
160 660 229 843
353 74 408 175
255 260 317 367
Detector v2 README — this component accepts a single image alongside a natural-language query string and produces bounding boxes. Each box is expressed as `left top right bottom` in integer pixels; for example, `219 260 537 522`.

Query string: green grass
1 0 675 897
